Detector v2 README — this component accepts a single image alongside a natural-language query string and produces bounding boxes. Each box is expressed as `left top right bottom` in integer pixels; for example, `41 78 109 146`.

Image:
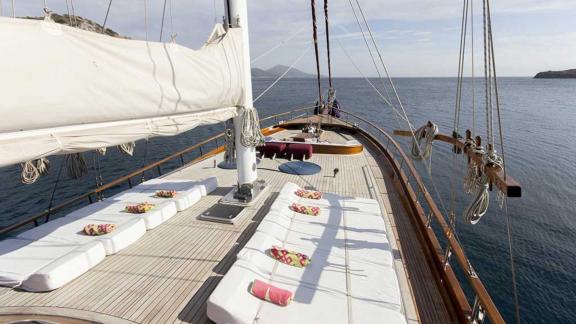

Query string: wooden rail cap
393 129 522 197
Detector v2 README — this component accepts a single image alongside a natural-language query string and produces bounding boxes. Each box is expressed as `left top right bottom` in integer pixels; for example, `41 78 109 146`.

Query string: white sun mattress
0 238 105 291
207 182 405 324
17 214 146 255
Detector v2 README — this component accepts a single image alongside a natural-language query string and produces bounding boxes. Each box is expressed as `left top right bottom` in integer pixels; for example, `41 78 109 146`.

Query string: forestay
0 17 246 167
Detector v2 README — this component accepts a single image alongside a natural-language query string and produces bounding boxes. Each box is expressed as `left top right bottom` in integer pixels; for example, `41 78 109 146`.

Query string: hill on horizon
251 65 317 79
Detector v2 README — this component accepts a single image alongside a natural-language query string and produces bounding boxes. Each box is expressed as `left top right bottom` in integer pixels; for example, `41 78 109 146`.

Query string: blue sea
0 77 574 323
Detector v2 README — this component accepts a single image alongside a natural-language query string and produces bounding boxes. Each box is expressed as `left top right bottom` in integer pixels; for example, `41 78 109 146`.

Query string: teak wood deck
0 129 457 324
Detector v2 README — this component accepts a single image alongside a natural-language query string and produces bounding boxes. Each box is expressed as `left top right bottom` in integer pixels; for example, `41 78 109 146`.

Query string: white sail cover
0 17 245 167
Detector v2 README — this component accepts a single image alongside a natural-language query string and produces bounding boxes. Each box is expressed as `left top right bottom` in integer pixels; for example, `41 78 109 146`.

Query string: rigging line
323 0 333 88
354 0 471 252
482 0 490 144
159 0 168 41
310 0 323 104
487 1 519 320
64 0 70 19
70 0 76 25
251 25 308 64
102 0 113 33
253 47 311 103
143 0 149 41
471 0 476 135
46 156 67 214
0 0 3 16
486 0 506 178
353 0 415 133
11 0 14 18
345 0 392 103
454 0 469 133
169 0 174 33
334 34 406 125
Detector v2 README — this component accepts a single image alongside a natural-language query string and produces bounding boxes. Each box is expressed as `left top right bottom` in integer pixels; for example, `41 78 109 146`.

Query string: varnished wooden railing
0 106 504 323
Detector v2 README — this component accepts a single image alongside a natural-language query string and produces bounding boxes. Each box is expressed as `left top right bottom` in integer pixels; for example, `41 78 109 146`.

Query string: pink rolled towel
250 279 293 306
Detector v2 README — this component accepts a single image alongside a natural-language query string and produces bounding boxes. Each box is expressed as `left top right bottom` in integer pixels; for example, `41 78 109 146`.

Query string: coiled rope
239 107 264 148
20 158 51 184
463 174 490 224
411 122 438 161
67 153 88 179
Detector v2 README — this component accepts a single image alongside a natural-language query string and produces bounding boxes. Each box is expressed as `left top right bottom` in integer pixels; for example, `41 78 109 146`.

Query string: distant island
534 69 576 79
252 65 316 79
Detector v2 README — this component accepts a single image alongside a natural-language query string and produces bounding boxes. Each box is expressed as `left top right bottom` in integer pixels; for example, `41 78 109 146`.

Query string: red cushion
286 143 313 159
260 142 286 157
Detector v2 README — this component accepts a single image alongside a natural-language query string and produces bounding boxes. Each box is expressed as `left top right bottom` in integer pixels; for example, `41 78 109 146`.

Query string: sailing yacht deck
0 129 456 323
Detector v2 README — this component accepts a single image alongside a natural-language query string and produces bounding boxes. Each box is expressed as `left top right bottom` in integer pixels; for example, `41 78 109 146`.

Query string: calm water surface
0 77 574 323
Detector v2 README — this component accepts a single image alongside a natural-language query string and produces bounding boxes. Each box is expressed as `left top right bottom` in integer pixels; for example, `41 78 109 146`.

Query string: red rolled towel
250 279 293 306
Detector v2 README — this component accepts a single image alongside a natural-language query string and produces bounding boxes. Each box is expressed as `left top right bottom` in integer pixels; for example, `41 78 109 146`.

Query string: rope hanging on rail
118 142 136 156
463 173 489 224
411 122 438 161
67 153 88 179
20 158 51 185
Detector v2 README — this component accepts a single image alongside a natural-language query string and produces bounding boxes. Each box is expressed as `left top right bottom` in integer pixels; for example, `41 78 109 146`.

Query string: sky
1 0 575 77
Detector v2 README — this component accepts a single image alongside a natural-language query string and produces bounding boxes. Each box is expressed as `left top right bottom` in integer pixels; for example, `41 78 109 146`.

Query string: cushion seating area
207 182 405 324
258 142 287 158
0 238 105 291
0 177 218 292
285 143 313 160
113 177 217 211
17 213 146 255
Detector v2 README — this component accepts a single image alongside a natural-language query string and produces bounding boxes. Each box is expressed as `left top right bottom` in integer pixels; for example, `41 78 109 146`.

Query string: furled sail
0 17 246 167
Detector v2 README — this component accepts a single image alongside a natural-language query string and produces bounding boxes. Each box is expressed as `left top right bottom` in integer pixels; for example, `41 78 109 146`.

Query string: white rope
253 46 310 103
67 153 88 179
251 25 308 64
411 122 438 174
118 142 136 156
97 147 107 156
21 161 40 184
463 174 489 224
36 157 50 176
239 107 264 147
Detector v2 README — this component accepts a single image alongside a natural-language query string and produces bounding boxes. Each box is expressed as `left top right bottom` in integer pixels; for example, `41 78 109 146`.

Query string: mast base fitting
220 179 268 207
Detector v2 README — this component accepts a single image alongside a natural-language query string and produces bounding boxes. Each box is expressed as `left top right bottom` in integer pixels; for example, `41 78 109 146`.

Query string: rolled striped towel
290 203 320 216
155 190 177 198
250 279 293 306
295 188 323 200
270 246 311 268
125 202 155 214
83 223 116 236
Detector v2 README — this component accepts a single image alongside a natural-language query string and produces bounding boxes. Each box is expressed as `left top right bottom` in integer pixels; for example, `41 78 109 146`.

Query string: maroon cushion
260 142 287 157
286 143 313 159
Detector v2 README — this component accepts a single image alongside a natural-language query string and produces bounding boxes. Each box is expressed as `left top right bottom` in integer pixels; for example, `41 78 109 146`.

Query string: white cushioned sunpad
134 176 218 196
67 200 177 230
208 182 405 324
17 214 146 255
0 238 105 291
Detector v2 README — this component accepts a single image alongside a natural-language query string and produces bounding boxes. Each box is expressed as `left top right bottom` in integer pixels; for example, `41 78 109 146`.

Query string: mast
224 0 260 197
